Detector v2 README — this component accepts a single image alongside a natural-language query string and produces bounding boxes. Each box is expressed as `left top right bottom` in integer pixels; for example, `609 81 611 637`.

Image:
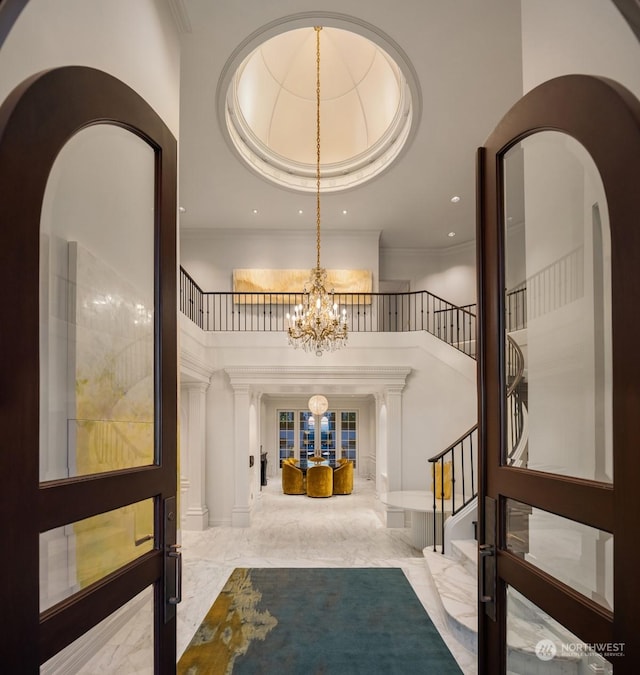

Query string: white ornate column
384 384 406 528
231 383 252 527
251 391 263 502
374 392 386 494
181 381 210 530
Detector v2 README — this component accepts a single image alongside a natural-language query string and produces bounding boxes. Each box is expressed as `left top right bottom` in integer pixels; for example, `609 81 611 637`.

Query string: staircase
424 540 603 674
423 310 613 674
427 331 527 554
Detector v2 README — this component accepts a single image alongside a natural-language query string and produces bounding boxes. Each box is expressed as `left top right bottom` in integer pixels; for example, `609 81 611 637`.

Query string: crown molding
180 348 214 384
224 365 411 394
383 237 476 256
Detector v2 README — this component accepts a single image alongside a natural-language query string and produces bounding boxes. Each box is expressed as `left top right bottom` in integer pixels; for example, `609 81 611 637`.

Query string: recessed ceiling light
450 196 461 203
448 231 456 238
252 209 258 214
342 209 348 215
298 209 304 214
179 206 186 213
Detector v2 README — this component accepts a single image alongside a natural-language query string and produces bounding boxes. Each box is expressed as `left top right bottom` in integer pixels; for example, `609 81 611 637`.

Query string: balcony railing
461 284 527 335
180 267 477 358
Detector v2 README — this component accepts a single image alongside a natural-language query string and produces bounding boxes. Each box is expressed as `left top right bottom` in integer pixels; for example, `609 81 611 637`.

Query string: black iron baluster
469 431 476 494
451 448 456 517
432 465 437 553
461 437 466 504
440 459 445 553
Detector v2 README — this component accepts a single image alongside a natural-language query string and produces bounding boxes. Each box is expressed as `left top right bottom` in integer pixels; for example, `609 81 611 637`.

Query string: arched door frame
0 65 177 671
477 73 640 673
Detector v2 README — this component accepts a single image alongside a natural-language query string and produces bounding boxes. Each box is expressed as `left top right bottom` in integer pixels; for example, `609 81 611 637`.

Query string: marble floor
177 475 477 674
71 476 614 674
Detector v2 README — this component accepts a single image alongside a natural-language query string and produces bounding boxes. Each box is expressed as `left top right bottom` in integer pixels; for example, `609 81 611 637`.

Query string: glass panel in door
506 586 615 674
503 132 612 482
35 115 176 670
40 125 155 482
497 130 614 671
40 586 154 674
40 498 155 611
504 499 613 610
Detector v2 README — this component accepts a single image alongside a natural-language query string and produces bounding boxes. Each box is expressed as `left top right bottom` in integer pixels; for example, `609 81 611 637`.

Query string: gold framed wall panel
232 268 372 304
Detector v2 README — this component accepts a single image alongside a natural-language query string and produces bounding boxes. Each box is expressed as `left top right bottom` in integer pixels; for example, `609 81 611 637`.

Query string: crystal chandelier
286 27 348 357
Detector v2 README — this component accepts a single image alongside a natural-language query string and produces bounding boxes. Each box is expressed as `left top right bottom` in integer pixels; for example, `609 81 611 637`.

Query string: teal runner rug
178 567 462 674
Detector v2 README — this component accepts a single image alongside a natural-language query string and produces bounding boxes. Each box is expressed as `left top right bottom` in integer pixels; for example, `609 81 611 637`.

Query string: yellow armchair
282 461 305 495
306 464 333 498
333 460 354 495
432 461 453 500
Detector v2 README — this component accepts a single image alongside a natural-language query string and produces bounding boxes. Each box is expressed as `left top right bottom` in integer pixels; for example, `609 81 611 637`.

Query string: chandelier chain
315 26 322 271
285 26 348 356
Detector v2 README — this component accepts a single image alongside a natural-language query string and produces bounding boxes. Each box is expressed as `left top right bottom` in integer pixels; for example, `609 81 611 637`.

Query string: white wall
423 243 477 306
399 341 477 487
180 228 381 292
521 0 640 100
0 0 181 136
380 242 477 306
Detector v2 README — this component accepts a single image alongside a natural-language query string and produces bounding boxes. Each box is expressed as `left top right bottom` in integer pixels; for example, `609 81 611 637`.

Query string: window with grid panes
278 409 357 467
299 411 315 462
320 412 336 462
340 411 357 467
278 411 295 467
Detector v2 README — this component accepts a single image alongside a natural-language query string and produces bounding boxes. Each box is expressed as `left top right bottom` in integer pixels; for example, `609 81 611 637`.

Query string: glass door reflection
503 132 612 481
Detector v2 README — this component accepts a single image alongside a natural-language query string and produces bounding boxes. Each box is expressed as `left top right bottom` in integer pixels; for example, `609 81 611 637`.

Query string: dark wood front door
477 75 640 674
0 66 178 672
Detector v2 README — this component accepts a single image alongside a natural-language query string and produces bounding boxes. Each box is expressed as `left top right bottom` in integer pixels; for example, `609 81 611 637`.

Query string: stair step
425 539 596 674
450 539 477 576
424 547 478 655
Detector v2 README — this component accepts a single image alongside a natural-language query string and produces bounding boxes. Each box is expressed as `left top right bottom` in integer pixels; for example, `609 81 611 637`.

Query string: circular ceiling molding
217 13 422 193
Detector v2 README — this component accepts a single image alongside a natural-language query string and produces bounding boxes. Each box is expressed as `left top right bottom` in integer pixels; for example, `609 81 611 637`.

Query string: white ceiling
175 0 525 249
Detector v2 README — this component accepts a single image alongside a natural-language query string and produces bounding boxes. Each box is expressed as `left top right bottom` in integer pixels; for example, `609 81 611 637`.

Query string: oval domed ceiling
224 26 415 192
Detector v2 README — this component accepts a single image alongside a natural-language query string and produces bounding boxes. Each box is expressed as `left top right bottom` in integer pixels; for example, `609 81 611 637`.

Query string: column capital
384 384 406 398
181 380 209 394
180 348 214 384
